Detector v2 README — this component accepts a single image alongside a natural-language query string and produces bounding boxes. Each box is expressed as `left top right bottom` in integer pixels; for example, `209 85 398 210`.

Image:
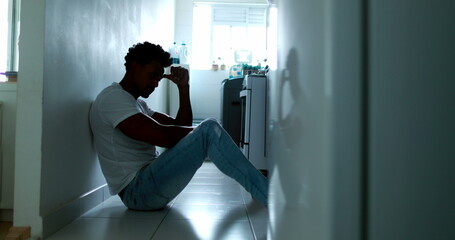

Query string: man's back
90 82 158 195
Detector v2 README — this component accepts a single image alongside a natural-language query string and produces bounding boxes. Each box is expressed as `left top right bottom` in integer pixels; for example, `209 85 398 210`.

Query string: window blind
212 6 266 25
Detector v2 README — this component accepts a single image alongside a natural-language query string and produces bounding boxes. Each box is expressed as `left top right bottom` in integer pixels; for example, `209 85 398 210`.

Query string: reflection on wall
267 0 332 239
271 48 305 201
268 47 307 238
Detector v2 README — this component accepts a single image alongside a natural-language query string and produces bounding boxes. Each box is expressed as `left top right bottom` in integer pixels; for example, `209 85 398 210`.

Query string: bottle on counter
179 41 189 64
170 42 180 64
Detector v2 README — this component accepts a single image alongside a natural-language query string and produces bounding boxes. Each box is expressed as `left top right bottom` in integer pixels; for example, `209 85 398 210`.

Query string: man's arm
117 66 194 148
117 113 193 148
164 66 193 126
150 111 177 125
174 84 193 126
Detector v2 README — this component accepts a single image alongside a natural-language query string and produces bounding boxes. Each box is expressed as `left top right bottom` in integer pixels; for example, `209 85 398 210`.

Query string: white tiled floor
46 161 269 240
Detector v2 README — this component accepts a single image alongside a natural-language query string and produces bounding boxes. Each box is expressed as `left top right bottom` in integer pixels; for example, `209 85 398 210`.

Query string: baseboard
42 184 111 239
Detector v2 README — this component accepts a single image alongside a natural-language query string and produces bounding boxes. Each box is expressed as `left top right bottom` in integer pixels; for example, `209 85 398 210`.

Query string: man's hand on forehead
163 66 189 86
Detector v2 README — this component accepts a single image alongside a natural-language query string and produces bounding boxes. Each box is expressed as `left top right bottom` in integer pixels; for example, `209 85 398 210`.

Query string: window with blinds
192 4 268 69
212 7 266 26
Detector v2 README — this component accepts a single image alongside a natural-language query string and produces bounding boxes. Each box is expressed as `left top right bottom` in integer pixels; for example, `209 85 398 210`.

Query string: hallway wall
268 0 455 239
268 0 336 239
14 0 176 238
369 1 455 239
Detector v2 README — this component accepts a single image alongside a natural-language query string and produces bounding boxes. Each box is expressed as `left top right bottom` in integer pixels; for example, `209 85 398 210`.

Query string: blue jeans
119 118 268 210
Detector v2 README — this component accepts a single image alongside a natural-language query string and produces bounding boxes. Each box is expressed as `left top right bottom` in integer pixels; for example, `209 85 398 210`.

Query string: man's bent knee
200 118 223 136
200 118 221 129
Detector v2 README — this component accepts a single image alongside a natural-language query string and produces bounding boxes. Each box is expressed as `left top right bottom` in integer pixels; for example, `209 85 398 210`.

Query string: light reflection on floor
47 161 269 240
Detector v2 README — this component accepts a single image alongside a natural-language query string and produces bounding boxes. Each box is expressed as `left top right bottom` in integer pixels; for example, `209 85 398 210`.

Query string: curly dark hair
124 42 172 71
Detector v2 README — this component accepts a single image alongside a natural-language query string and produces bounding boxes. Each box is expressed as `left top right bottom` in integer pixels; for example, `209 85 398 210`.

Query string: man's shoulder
90 83 139 126
96 83 132 102
99 82 122 95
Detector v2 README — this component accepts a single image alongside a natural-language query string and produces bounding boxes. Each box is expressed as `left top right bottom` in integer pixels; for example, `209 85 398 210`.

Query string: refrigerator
267 0 455 240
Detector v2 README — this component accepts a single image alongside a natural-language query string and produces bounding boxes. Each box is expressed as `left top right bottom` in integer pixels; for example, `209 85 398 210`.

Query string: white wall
141 0 176 112
268 0 364 239
14 0 45 236
14 0 175 238
175 0 193 52
369 1 455 239
268 0 335 238
269 0 455 240
190 69 230 120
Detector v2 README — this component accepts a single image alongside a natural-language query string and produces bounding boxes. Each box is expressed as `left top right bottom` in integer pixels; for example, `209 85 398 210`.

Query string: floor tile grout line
149 162 204 239
243 202 257 240
149 164 211 240
148 199 177 240
242 190 259 240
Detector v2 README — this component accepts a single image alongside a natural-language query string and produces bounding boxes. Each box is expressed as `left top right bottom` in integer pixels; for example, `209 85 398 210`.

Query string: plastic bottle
179 42 189 64
170 42 180 64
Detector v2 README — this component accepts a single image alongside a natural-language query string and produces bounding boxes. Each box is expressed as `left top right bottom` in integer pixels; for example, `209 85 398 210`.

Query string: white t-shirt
90 82 159 195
